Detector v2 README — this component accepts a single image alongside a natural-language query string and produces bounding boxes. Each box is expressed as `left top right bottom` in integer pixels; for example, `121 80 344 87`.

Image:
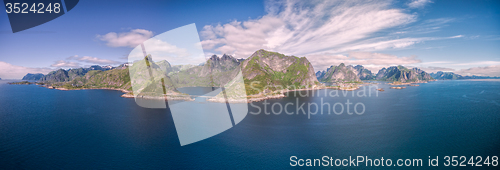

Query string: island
10 49 441 103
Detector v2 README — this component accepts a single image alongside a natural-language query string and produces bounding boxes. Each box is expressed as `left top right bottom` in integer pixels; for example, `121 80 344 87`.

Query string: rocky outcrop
376 66 433 82
22 73 44 81
318 63 361 82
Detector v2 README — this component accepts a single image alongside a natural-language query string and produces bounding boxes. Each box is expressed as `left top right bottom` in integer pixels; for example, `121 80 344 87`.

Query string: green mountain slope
241 49 318 95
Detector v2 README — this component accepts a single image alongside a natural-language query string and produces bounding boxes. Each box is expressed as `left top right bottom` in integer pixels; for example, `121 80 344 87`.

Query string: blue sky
0 0 499 79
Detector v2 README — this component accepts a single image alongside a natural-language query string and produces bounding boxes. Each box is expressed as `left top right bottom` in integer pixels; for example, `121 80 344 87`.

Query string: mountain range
375 66 433 82
316 64 433 83
19 49 498 97
430 71 463 80
429 71 499 80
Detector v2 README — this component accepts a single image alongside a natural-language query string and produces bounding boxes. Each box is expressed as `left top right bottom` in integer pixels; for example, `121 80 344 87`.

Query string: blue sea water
0 80 499 169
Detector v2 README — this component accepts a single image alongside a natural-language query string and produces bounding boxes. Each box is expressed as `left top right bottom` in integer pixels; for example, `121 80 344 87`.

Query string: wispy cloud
200 0 418 58
449 35 464 38
396 18 455 35
412 60 500 76
407 0 433 9
50 60 81 68
97 29 153 48
451 61 500 66
456 65 500 77
67 55 120 65
414 66 455 73
0 61 53 79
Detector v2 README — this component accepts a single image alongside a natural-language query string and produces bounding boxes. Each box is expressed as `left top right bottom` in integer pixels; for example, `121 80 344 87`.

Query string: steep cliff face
319 63 361 82
241 49 319 94
354 65 374 80
316 70 326 80
22 73 44 81
430 71 463 80
40 69 70 82
376 66 433 82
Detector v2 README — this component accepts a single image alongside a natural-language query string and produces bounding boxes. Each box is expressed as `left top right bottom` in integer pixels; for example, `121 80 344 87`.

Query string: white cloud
97 29 153 48
413 66 455 73
50 60 81 68
451 61 500 66
127 38 198 65
67 55 120 65
407 0 433 9
0 61 53 79
200 0 418 58
449 35 464 38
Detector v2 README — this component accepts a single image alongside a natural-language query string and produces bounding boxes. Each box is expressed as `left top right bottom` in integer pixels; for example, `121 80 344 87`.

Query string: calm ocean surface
0 80 499 169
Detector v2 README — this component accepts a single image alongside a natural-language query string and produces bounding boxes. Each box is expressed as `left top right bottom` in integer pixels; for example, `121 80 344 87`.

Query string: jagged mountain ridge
430 71 463 80
316 64 433 83
27 49 318 97
354 65 374 80
317 63 361 82
169 54 241 87
376 66 433 82
317 64 374 82
39 65 114 83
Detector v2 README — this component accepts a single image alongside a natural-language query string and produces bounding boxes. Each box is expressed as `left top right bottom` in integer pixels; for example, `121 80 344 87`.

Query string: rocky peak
209 55 219 61
376 65 433 82
353 65 374 80
319 63 361 82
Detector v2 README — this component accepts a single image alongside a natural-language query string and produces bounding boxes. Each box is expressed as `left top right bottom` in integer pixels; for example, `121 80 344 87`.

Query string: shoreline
9 80 430 103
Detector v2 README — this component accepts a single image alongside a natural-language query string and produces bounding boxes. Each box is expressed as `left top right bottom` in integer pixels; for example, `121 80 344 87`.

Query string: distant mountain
354 65 374 80
22 73 45 81
241 49 318 94
169 54 241 87
430 71 463 80
461 75 500 79
376 66 433 82
316 70 326 80
37 65 115 83
40 69 70 82
318 63 361 83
